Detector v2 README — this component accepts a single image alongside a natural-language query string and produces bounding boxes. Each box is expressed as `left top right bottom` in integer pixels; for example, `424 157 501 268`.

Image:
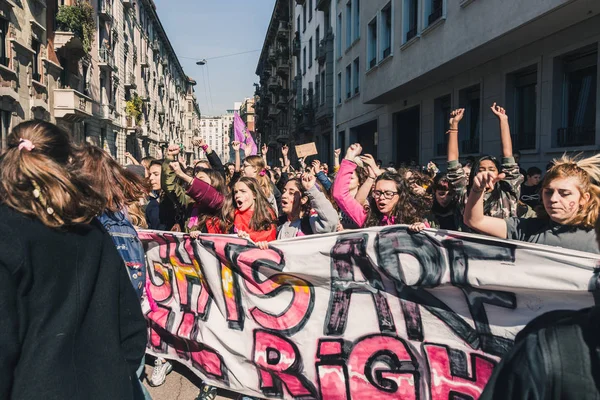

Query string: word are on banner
138 226 600 400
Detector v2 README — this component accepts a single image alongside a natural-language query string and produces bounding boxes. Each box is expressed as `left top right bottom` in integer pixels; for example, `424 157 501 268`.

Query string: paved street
142 359 240 400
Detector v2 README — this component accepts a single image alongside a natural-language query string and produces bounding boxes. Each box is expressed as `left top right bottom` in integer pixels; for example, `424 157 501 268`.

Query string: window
434 94 452 156
426 0 444 26
353 0 360 41
346 1 352 48
353 57 360 95
303 47 307 74
336 13 342 58
309 0 313 21
297 15 301 34
188 101 192 112
508 66 538 150
337 73 342 104
345 64 351 99
315 26 320 60
303 4 307 32
320 70 326 105
1 110 10 151
309 37 313 68
32 39 41 82
381 3 392 59
0 18 8 67
367 18 377 69
404 0 419 42
458 84 481 154
188 119 192 130
555 46 597 147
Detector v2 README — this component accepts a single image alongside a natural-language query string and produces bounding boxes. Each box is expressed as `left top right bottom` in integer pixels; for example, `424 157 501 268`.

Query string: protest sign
139 227 600 399
295 142 318 158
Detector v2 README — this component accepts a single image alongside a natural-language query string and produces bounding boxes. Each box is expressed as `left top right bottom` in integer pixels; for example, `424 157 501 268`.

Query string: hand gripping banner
138 226 600 400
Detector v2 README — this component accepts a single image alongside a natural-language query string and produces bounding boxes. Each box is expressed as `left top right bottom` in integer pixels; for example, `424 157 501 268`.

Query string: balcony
140 54 149 67
277 21 289 42
125 73 137 89
98 0 112 21
557 126 595 147
268 76 280 92
512 133 536 151
98 48 115 72
292 34 301 56
316 102 333 122
157 105 166 115
268 48 277 64
277 89 289 109
461 138 480 154
277 128 289 143
54 31 85 53
100 104 116 121
53 89 92 122
151 41 160 52
317 40 327 65
158 77 165 87
122 0 133 8
276 57 289 76
268 104 280 118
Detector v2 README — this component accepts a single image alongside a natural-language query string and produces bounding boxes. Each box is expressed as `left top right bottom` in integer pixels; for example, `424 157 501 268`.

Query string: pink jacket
185 178 224 230
332 159 369 227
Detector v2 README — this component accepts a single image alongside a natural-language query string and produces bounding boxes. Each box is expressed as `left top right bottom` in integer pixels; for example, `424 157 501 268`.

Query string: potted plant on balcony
56 1 96 54
125 94 143 127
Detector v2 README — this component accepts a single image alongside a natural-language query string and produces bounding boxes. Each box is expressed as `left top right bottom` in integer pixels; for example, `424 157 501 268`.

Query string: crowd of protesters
2 100 600 399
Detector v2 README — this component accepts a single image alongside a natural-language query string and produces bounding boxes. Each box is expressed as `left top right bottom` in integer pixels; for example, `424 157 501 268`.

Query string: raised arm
161 145 192 208
261 144 268 166
491 103 513 158
124 152 140 165
332 144 368 228
232 141 241 172
333 148 341 174
463 171 508 238
447 108 464 162
302 173 339 234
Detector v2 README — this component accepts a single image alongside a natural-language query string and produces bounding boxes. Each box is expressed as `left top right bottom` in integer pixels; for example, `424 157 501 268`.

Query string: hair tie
259 169 266 177
18 138 35 152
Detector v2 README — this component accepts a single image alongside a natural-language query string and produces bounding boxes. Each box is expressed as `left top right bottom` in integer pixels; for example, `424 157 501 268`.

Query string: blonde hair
542 153 600 229
244 155 272 198
0 121 106 228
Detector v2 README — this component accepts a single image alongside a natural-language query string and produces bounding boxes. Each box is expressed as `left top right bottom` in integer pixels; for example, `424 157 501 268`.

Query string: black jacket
480 307 600 400
0 204 147 399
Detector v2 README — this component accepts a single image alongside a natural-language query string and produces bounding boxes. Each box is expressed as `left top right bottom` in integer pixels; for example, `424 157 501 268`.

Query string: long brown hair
364 172 430 227
0 121 106 228
73 144 151 213
541 153 600 229
191 167 229 232
223 177 276 232
244 155 273 198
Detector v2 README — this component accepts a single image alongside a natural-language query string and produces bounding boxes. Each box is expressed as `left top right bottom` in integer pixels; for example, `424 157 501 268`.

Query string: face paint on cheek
568 201 577 211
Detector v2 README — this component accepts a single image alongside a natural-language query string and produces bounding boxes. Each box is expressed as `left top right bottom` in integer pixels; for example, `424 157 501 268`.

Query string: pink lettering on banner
347 335 419 399
148 307 171 348
234 247 315 335
188 342 229 384
253 330 317 399
148 261 172 303
424 344 496 400
315 339 350 400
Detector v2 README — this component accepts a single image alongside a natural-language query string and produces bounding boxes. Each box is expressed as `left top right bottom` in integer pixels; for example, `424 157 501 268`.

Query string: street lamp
196 59 207 66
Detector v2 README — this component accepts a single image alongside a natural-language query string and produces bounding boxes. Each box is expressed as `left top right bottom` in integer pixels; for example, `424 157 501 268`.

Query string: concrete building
255 0 292 165
333 0 600 169
199 115 227 161
0 0 201 164
292 0 335 163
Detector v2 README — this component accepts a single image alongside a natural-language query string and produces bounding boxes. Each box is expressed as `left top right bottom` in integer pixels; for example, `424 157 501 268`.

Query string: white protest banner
138 226 600 400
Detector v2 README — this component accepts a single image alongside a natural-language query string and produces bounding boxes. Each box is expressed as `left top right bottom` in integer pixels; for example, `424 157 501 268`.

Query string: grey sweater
277 185 339 239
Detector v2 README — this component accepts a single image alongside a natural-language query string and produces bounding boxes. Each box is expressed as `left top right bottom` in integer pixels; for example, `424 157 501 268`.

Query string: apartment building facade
333 0 600 169
0 0 201 164
292 0 335 163
255 0 292 165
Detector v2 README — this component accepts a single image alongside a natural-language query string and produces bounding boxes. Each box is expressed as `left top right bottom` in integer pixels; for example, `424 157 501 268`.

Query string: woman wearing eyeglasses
333 144 431 229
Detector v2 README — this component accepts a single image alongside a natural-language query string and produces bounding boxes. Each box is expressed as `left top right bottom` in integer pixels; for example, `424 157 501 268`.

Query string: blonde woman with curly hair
464 153 600 253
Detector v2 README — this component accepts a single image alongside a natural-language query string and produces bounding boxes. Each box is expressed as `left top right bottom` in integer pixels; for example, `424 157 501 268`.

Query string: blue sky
153 0 274 116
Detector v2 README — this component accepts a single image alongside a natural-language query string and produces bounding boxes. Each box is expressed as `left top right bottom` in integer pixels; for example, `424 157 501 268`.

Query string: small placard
295 142 318 158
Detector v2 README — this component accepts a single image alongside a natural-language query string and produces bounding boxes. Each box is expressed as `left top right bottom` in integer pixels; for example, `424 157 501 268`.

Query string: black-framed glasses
372 190 399 200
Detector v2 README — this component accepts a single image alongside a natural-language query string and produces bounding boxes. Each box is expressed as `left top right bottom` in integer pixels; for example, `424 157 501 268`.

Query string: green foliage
126 94 143 125
56 1 96 54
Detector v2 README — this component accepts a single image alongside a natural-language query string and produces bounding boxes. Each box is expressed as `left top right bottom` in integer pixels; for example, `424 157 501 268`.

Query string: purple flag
233 111 257 156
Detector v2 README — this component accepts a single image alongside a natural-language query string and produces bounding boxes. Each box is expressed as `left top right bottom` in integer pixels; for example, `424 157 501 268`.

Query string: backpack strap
541 319 593 399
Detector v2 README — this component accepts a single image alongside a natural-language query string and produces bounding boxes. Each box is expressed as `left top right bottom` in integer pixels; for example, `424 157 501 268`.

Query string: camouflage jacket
447 157 524 230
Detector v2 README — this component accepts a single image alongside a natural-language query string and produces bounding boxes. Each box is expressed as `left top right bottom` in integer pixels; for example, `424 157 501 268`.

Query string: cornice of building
256 0 289 77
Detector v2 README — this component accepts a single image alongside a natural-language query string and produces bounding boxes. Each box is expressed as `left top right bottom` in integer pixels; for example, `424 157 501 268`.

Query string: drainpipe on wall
332 0 338 153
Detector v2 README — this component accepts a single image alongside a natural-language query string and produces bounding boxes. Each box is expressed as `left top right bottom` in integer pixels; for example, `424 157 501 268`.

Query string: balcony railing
293 35 301 56
277 21 289 41
557 126 595 147
383 47 391 59
122 0 133 8
98 48 115 71
125 72 137 89
98 0 112 20
369 57 376 69
317 40 327 64
512 133 536 151
436 142 448 156
428 7 443 25
53 89 93 121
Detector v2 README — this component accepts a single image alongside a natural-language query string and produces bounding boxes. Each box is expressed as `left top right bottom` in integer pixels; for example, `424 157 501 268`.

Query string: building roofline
255 0 287 77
